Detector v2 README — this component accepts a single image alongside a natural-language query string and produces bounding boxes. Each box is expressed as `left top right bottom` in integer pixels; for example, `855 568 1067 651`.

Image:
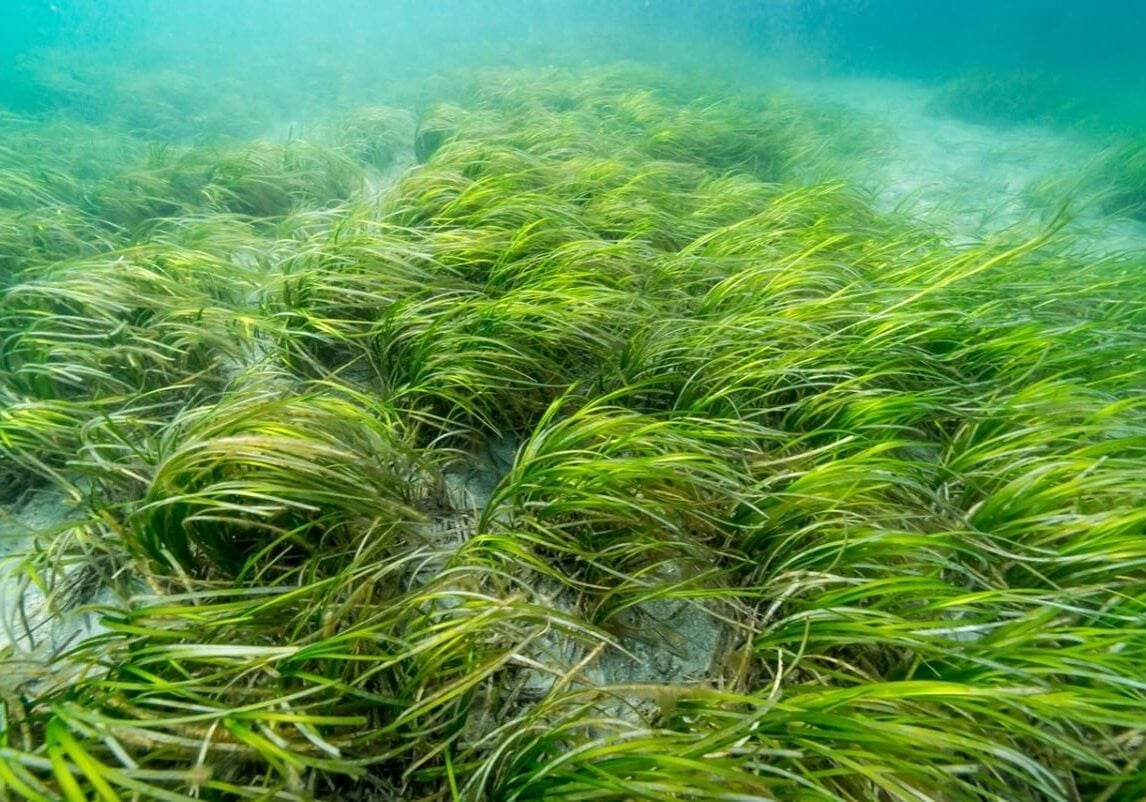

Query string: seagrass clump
1 63 1144 802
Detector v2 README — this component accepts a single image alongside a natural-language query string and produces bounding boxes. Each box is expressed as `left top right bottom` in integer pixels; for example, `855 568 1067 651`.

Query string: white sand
783 74 1146 251
1 489 107 657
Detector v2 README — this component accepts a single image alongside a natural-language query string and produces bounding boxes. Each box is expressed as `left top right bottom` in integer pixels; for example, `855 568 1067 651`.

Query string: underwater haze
2 2 1146 801
5 1 1146 138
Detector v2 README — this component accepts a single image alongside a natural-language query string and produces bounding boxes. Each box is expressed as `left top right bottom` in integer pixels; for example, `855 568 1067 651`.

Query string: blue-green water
4 1 1145 122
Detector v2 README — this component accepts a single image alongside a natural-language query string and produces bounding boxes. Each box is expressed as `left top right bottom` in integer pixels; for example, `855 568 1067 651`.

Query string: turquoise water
5 1 1145 125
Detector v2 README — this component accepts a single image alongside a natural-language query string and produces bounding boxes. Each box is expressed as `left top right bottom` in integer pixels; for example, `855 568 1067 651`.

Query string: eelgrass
928 70 1087 129
2 62 1145 802
0 246 256 401
1095 138 1146 221
130 388 429 578
0 106 415 284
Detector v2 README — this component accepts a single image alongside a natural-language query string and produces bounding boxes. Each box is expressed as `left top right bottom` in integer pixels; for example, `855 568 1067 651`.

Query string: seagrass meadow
2 15 1146 802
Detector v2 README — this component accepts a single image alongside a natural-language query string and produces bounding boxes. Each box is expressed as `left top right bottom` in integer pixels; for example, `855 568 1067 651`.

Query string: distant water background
4 1 1145 125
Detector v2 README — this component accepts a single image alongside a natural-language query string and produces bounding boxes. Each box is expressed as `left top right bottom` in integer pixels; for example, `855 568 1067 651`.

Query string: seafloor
1 49 1145 802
